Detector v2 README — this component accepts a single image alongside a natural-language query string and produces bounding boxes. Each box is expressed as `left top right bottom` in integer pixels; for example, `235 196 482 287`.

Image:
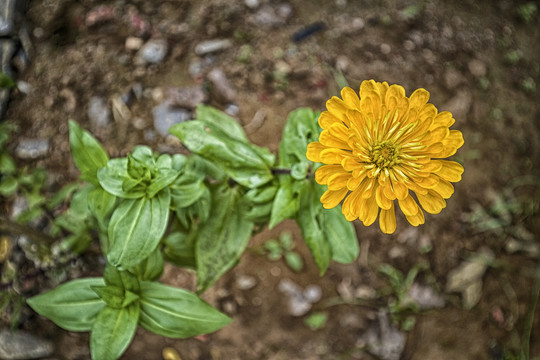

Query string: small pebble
15 139 50 159
245 0 260 9
165 86 208 109
468 58 487 78
303 285 322 303
125 36 144 51
194 39 233 56
380 43 391 55
236 275 257 290
208 68 237 103
88 96 110 128
225 104 239 117
135 39 168 65
153 103 191 137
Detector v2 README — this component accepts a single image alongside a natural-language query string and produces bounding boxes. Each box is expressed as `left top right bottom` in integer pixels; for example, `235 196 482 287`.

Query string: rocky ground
1 0 539 359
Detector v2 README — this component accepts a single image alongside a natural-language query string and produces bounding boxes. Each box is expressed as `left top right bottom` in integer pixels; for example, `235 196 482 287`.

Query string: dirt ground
1 0 540 359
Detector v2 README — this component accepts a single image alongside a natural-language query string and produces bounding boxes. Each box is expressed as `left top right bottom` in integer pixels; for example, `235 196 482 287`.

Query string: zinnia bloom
306 80 464 234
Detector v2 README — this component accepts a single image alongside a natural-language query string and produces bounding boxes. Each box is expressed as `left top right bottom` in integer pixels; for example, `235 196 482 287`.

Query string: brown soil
2 0 539 359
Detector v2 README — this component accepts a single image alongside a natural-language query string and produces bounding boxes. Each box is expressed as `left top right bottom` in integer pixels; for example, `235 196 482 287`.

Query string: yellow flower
306 80 464 234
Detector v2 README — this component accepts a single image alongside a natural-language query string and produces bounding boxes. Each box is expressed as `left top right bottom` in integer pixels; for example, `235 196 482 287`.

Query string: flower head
306 80 464 234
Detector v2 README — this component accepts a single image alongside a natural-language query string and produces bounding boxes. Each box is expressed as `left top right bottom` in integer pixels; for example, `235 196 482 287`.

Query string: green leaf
98 158 145 199
146 168 180 198
284 251 304 272
88 186 117 227
194 104 249 143
170 174 207 208
91 285 126 309
196 185 254 292
268 179 300 229
0 71 15 89
321 205 359 264
90 305 139 360
169 120 273 188
163 229 197 269
69 120 109 186
278 108 320 168
304 312 328 330
296 181 331 275
139 281 231 338
0 152 16 174
103 264 141 293
0 176 18 196
130 247 164 281
27 278 106 332
107 190 171 269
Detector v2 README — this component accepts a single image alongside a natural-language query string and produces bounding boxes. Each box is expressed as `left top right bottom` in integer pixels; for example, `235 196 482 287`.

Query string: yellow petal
342 188 362 219
328 122 350 143
319 148 350 164
432 111 455 128
432 178 454 199
326 96 350 126
319 130 349 149
409 88 430 109
415 174 440 189
342 157 361 171
405 208 425 226
416 189 446 214
382 179 397 201
420 160 443 173
390 177 409 200
306 142 326 162
398 194 419 216
320 188 348 209
439 130 464 157
327 172 351 191
375 184 393 210
360 177 376 199
425 142 444 155
385 84 406 106
403 178 429 195
347 173 366 191
346 109 367 130
315 165 343 184
341 86 360 108
434 160 464 182
379 202 397 234
318 111 340 129
359 195 379 226
423 126 449 145
360 80 379 99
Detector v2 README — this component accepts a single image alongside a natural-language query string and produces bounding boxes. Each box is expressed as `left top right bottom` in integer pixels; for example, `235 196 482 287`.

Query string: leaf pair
27 267 231 360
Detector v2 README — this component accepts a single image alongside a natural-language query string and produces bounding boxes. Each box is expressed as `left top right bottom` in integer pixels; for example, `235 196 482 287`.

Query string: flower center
371 140 400 169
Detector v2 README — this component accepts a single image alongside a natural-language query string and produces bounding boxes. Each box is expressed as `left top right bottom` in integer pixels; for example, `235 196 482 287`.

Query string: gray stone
165 86 207 109
407 283 445 310
14 139 50 159
253 4 293 27
468 58 487 78
0 329 54 359
236 275 257 290
87 96 110 128
361 310 406 360
135 39 168 65
152 103 191 137
194 39 232 56
208 68 237 103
